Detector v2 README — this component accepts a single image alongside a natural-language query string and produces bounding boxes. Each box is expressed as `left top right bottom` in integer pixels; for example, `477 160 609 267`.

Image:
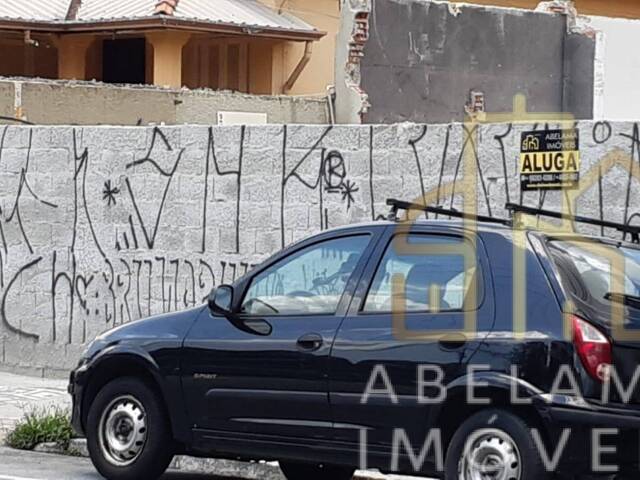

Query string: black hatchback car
69 200 640 480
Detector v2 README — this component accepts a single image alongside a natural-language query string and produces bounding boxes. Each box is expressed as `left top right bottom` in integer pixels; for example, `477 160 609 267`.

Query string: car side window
241 235 371 316
363 234 481 313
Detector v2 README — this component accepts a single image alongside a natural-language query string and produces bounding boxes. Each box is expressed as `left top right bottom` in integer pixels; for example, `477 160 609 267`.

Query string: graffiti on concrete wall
0 121 639 370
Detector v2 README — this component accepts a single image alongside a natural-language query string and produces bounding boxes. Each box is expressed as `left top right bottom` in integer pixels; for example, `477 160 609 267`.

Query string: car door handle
438 334 467 350
297 333 323 352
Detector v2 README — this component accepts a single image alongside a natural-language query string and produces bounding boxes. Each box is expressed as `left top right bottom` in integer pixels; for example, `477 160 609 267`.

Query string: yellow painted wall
449 0 640 19
258 0 340 95
146 31 191 88
0 0 340 95
86 38 103 81
183 36 217 89
57 35 96 81
182 36 292 96
183 36 251 92
248 40 277 94
576 0 640 18
2 0 639 96
0 39 28 77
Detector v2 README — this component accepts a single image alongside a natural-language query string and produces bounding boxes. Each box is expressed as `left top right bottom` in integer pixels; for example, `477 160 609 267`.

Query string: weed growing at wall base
6 406 75 450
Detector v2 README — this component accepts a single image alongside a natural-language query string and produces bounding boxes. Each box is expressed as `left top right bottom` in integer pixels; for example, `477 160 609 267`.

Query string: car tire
279 461 355 480
444 409 550 480
86 376 174 480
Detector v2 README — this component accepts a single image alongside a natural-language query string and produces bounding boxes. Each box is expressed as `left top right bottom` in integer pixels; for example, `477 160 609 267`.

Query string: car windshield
548 239 640 305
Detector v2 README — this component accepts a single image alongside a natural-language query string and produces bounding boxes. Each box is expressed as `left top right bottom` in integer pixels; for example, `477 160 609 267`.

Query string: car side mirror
208 285 234 316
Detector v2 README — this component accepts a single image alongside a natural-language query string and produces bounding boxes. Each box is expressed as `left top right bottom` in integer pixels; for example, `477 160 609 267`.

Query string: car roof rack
386 198 512 226
505 203 640 244
386 199 640 244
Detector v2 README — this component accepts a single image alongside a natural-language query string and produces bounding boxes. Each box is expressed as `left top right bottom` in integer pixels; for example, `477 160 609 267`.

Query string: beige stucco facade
259 0 339 95
0 32 58 80
3 0 634 96
0 0 338 95
449 0 640 18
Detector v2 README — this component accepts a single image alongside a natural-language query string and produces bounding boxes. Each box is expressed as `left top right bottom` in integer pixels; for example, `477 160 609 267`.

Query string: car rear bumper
533 393 640 472
535 393 640 429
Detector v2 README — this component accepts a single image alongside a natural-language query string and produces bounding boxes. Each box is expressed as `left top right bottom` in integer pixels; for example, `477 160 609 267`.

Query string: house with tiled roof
0 0 338 95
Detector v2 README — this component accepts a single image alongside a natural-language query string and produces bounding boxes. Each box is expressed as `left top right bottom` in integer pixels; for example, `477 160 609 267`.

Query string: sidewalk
0 371 421 480
0 371 70 441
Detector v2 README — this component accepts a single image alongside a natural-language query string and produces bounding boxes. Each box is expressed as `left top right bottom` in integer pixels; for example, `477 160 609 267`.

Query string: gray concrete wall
0 78 330 126
0 120 638 375
0 82 15 120
338 0 595 123
563 31 597 115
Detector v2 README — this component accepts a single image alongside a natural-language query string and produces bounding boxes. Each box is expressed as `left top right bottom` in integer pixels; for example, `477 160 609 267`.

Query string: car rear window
548 239 640 306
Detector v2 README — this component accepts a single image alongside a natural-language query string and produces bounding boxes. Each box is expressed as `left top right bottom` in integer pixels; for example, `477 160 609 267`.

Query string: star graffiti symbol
340 179 359 210
102 180 121 207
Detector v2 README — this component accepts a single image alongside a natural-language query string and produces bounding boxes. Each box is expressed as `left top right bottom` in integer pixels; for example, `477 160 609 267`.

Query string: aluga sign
520 128 580 190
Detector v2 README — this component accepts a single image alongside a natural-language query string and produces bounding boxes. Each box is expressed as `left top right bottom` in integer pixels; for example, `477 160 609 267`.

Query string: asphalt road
0 447 226 480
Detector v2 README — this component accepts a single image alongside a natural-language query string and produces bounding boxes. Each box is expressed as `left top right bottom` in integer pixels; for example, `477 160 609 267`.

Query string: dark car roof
328 218 640 247
325 218 515 238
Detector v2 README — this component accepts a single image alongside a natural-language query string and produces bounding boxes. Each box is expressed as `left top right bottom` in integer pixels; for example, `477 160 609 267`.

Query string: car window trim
544 234 640 252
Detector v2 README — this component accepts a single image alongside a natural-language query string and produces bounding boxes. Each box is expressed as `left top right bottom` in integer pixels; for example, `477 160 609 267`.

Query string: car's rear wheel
279 461 355 480
86 377 174 480
444 409 550 480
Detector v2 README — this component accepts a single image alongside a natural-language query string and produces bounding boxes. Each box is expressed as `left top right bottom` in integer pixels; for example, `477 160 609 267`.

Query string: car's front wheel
279 461 355 480
445 409 550 480
86 377 174 480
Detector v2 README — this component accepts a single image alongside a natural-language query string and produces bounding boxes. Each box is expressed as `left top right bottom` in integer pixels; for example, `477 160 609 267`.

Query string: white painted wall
589 15 640 120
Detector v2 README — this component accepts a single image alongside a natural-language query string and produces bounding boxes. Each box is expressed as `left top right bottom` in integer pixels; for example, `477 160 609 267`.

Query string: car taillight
572 315 612 382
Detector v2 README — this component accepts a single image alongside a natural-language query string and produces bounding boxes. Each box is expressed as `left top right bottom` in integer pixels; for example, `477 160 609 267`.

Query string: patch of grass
5 407 74 451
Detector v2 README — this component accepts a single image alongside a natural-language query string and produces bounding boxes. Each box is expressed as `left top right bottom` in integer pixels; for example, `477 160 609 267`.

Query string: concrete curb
33 442 67 455
28 439 400 480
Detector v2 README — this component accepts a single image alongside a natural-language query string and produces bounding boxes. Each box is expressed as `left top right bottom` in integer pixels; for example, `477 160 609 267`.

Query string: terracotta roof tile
154 0 179 16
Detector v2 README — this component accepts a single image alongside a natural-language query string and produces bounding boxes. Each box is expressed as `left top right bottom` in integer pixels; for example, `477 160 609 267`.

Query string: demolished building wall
336 0 596 123
334 0 372 124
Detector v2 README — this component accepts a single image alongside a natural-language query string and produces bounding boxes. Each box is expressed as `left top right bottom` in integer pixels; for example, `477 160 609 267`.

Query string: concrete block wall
0 82 14 120
0 120 638 374
0 78 330 126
